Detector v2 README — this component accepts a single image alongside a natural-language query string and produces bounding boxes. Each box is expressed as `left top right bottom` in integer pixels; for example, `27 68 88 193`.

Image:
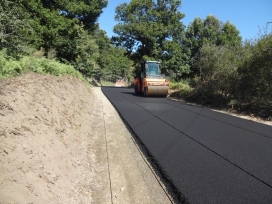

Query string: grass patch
100 80 114 86
169 80 193 98
0 49 88 84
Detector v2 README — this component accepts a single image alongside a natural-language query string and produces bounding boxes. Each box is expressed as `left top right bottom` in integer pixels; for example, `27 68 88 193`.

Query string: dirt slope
0 73 172 204
0 73 97 203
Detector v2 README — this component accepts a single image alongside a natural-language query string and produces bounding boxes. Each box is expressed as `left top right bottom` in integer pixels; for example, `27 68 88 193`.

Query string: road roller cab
134 60 170 97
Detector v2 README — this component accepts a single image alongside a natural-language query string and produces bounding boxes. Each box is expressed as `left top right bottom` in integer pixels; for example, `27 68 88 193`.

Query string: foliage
93 29 133 82
0 0 30 56
236 34 272 115
173 31 272 118
217 21 242 46
74 29 100 77
170 79 190 89
169 79 193 99
0 49 22 77
185 15 242 76
0 49 86 82
112 0 189 79
4 0 106 64
20 0 82 62
0 0 134 82
55 0 108 31
188 44 241 105
99 46 133 82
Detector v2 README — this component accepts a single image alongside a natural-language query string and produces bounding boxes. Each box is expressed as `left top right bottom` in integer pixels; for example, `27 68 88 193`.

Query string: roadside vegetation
171 32 272 118
1 0 271 118
0 49 87 82
0 0 132 83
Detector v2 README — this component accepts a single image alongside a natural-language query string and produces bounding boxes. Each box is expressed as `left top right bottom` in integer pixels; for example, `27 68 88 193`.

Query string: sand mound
0 73 96 203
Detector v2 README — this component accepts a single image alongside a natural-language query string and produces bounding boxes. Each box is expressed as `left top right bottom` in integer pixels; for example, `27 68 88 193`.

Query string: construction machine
134 60 170 97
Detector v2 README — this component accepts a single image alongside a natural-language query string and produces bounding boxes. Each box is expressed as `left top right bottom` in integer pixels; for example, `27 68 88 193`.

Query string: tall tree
185 15 242 76
45 0 108 31
186 15 220 61
93 29 133 81
112 0 189 79
75 29 100 77
217 21 242 46
0 0 30 56
99 46 133 82
19 0 107 62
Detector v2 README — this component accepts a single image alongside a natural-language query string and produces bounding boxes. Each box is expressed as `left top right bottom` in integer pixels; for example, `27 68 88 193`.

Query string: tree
45 0 108 31
112 0 189 79
74 29 100 77
217 21 242 46
194 44 241 96
98 45 133 82
19 0 107 62
0 0 30 56
203 15 221 45
237 34 272 106
185 15 242 76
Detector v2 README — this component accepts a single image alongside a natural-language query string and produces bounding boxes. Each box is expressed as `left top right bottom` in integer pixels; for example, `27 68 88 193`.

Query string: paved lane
101 86 272 204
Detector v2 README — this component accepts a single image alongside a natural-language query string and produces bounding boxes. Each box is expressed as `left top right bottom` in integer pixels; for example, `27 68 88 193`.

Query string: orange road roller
134 60 170 97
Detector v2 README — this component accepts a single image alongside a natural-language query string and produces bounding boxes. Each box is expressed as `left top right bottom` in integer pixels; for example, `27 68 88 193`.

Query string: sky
98 0 272 41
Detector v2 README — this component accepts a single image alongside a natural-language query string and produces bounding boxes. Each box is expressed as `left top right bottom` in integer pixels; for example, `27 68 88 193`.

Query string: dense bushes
237 34 272 116
191 44 240 103
179 33 272 118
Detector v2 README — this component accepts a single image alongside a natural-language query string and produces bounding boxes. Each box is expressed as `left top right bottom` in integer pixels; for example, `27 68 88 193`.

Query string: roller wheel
144 87 148 97
134 85 139 94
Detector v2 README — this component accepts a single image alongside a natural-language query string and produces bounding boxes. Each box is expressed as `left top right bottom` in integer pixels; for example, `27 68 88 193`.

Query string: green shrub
169 79 193 98
170 79 190 90
176 33 272 117
0 49 87 83
187 44 241 105
0 49 23 78
236 34 272 116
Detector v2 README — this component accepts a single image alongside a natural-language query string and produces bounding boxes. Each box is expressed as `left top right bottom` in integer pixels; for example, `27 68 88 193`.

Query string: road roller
134 60 170 97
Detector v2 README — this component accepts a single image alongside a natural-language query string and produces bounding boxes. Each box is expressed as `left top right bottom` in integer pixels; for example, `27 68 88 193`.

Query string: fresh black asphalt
101 86 272 204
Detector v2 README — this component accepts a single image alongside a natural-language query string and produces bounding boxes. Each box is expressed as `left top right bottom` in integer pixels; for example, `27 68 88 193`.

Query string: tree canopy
18 0 108 61
112 0 190 78
185 15 242 57
0 0 134 81
185 15 242 76
0 0 29 56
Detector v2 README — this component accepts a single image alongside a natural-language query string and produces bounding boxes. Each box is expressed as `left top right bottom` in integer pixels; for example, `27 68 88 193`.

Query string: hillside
0 73 97 203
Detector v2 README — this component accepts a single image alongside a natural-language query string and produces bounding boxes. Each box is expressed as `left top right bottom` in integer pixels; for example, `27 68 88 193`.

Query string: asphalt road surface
101 86 272 204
